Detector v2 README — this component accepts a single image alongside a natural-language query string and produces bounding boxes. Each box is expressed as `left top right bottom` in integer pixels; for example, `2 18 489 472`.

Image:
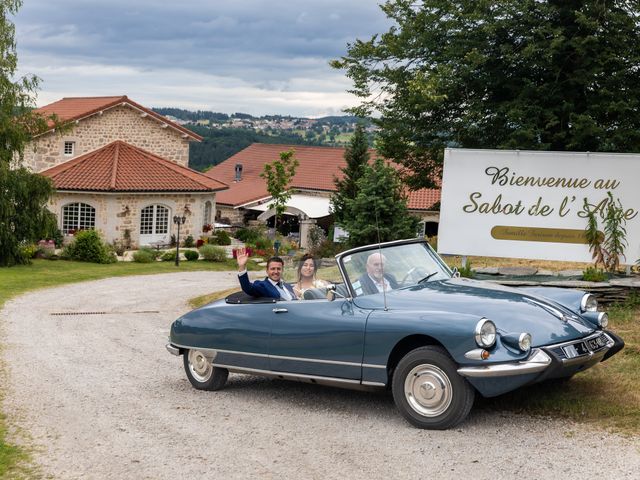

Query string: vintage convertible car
167 239 624 429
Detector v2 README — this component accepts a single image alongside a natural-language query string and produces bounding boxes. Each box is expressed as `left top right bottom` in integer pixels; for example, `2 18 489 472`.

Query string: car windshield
341 242 452 297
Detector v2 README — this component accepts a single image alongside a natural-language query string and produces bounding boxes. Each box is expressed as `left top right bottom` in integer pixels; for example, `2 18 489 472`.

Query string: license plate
587 335 607 350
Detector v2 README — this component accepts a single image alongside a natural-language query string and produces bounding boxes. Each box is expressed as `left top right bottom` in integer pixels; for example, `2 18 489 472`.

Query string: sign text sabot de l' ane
438 149 640 263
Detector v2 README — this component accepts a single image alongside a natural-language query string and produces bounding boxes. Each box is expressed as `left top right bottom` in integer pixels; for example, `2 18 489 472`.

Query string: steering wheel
401 267 426 286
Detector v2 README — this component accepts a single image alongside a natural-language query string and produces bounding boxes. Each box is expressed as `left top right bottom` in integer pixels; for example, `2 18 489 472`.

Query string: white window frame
204 201 212 225
63 141 75 156
61 202 95 234
140 204 169 235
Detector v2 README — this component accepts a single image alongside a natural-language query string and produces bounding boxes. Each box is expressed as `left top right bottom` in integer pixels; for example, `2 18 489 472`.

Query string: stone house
204 143 441 247
25 96 227 247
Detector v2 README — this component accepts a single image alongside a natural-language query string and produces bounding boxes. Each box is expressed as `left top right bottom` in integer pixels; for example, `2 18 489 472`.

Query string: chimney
235 163 243 182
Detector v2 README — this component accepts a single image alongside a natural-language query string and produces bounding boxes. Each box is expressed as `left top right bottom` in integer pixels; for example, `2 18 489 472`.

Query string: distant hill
152 107 374 171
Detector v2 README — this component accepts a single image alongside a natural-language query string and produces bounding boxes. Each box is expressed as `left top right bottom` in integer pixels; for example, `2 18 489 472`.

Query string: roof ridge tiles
110 141 120 190
41 140 228 193
35 95 202 142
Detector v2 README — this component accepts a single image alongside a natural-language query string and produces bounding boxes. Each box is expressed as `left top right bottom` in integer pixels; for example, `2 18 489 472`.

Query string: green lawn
0 257 242 306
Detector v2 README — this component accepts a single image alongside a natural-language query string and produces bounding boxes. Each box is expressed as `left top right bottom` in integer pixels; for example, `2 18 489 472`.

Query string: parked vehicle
167 239 624 429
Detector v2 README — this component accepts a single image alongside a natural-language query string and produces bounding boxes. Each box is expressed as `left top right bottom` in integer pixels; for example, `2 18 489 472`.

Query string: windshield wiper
417 272 438 284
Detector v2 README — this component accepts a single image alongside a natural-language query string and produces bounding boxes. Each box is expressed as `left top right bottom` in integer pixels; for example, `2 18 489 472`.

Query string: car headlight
502 332 532 352
474 319 496 348
581 311 609 329
598 312 609 328
518 332 532 352
580 293 598 312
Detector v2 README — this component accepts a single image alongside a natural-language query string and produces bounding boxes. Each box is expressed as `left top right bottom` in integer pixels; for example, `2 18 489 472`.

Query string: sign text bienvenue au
438 149 640 263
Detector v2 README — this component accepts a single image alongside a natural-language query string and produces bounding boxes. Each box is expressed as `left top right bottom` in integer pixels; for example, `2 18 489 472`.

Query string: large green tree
341 157 418 247
330 124 370 226
333 0 640 189
1 0 57 266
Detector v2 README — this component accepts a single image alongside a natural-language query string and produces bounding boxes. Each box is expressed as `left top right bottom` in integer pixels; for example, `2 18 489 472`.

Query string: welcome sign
438 148 640 263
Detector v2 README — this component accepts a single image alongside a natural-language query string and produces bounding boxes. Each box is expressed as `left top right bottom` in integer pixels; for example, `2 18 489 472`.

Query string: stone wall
49 191 217 248
216 205 246 226
23 104 192 172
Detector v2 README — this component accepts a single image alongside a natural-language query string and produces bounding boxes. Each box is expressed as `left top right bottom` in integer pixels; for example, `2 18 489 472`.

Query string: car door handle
272 308 288 313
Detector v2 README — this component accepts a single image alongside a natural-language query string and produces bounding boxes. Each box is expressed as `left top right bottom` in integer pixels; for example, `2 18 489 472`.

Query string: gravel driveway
2 271 639 479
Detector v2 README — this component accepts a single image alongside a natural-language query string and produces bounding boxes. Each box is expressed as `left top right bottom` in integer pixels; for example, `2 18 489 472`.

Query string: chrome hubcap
404 364 452 417
188 350 213 383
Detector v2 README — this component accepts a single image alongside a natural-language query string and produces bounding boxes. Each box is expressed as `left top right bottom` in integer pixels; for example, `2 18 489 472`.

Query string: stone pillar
299 218 317 250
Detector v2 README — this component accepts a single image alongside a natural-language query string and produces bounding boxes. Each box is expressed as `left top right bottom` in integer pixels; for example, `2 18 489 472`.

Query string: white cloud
13 0 393 116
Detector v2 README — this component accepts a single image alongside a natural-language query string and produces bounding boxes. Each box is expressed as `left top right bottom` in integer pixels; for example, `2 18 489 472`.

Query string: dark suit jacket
357 273 399 296
238 272 296 300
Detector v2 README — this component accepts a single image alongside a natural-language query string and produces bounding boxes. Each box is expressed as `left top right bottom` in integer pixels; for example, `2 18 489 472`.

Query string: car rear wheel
183 349 229 391
392 346 474 429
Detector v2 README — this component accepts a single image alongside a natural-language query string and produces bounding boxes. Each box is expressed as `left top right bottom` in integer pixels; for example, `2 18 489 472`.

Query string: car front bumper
457 330 624 379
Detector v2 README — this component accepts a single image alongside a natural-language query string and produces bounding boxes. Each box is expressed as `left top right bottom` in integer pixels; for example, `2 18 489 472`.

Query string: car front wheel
392 346 474 429
183 349 229 391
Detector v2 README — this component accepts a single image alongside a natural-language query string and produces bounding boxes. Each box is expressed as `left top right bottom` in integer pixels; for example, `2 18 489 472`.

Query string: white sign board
438 148 640 263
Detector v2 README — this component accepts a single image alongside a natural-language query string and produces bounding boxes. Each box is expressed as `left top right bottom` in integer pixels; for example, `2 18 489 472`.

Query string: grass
0 256 251 479
189 287 240 309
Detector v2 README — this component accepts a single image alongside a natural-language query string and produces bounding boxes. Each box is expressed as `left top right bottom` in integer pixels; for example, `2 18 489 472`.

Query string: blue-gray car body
168 238 624 428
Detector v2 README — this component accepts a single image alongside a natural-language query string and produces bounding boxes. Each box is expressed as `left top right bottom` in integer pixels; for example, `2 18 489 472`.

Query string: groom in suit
236 247 297 300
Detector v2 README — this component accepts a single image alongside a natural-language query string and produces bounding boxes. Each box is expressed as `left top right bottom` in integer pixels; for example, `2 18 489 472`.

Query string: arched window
204 201 212 225
140 204 169 235
62 203 95 233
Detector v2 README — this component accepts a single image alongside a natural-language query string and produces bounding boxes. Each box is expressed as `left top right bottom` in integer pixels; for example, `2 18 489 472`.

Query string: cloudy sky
13 1 392 117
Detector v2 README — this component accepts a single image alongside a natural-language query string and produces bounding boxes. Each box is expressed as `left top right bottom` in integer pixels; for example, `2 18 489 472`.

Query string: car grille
546 332 612 361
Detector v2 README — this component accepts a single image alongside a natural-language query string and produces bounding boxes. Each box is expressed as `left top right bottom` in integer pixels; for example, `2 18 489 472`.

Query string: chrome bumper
457 349 552 378
165 343 181 356
457 331 616 378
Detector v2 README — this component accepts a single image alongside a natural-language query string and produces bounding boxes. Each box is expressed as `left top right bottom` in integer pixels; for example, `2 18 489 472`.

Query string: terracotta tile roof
204 143 440 210
34 96 202 141
41 141 228 193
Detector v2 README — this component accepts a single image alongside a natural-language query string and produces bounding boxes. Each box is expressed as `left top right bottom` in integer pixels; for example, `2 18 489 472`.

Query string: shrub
234 227 264 244
138 246 161 260
582 267 608 282
584 192 628 272
161 250 177 261
183 235 195 248
200 244 227 262
133 250 155 263
457 261 474 278
18 243 38 264
63 230 116 264
112 239 127 256
254 237 273 250
211 230 231 245
184 250 200 261
307 225 326 253
311 239 344 258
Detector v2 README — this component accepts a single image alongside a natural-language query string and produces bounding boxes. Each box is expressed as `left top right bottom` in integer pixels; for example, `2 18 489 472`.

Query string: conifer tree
331 124 370 227
341 158 418 247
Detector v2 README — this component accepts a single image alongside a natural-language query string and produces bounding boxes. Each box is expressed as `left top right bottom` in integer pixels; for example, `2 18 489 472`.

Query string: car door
268 298 370 379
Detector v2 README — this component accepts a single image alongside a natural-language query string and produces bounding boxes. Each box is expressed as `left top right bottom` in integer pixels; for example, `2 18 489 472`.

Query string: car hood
353 277 595 345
